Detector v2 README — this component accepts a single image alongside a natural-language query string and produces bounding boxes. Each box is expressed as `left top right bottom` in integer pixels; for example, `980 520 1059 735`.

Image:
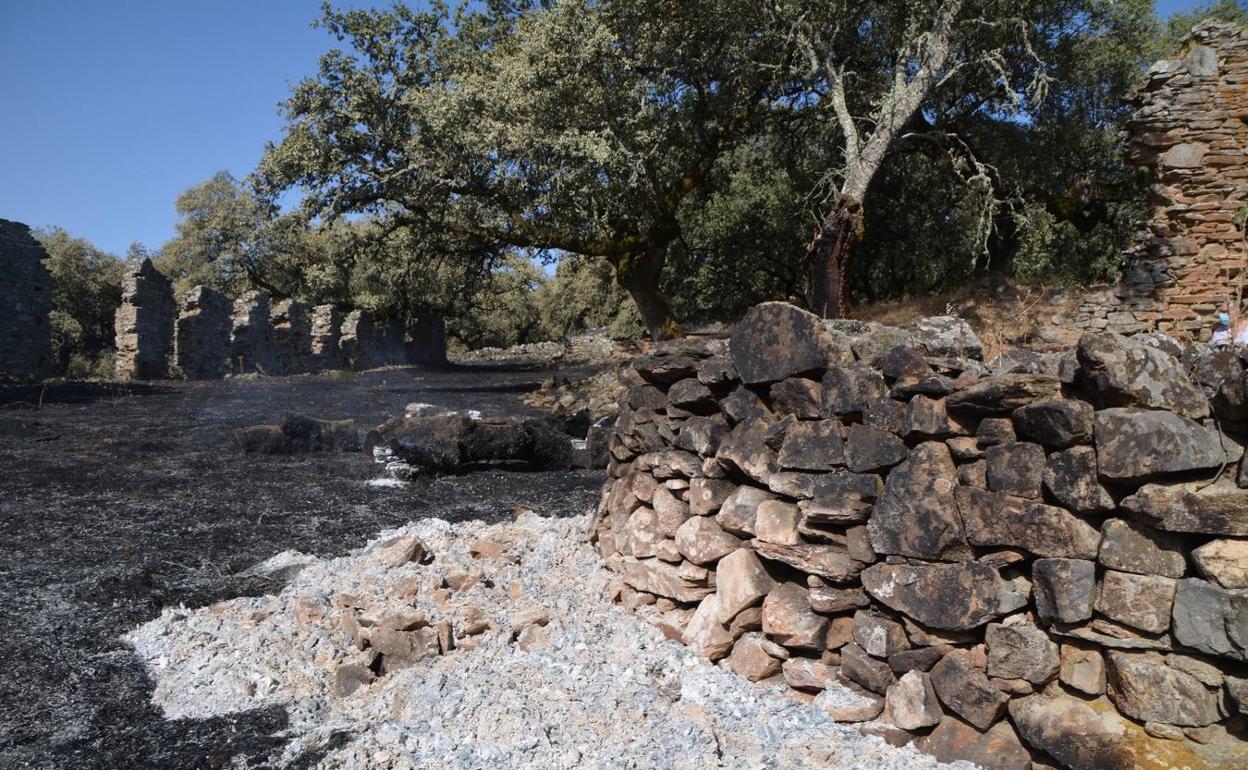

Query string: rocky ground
0 364 603 769
125 512 958 770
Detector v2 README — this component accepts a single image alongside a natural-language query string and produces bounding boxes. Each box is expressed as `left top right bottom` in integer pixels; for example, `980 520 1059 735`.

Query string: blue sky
0 0 1224 257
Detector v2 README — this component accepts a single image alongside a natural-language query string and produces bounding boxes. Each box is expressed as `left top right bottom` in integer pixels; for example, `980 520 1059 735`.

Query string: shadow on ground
0 364 605 769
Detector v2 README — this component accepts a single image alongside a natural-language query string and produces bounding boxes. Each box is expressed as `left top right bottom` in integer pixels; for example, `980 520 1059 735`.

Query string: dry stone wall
0 219 53 378
271 298 313 375
593 301 1248 770
114 257 176 380
1096 20 1248 337
174 286 233 379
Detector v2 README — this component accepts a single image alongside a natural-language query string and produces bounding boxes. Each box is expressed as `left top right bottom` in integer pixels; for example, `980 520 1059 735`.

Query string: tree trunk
806 198 864 319
615 246 684 341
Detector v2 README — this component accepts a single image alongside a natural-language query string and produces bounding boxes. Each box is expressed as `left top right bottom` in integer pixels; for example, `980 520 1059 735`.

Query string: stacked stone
1111 20 1248 337
0 219 53 377
593 301 1248 770
271 298 313 375
114 257 175 380
406 313 449 365
340 310 407 370
228 292 279 375
173 286 232 379
310 304 345 371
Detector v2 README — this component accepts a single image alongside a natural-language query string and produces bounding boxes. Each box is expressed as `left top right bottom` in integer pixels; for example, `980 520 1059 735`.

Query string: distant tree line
34 1 1248 371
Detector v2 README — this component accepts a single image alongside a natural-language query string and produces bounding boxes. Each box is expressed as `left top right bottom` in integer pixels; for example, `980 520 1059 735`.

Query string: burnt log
365 415 574 473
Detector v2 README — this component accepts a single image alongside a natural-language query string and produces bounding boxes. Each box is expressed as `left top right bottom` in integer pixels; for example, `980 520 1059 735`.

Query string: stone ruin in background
0 219 53 378
112 263 446 380
1081 20 1248 336
595 301 1247 770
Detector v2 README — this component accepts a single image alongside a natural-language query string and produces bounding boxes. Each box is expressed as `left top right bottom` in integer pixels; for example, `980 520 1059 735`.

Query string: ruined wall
406 313 448 365
174 286 233 380
228 292 278 375
594 301 1247 770
1101 20 1248 337
310 304 345 371
0 219 53 377
114 257 175 380
271 299 312 375
340 310 405 370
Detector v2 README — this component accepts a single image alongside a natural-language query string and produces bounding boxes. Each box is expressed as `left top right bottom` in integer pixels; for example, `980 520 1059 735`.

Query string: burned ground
0 364 605 770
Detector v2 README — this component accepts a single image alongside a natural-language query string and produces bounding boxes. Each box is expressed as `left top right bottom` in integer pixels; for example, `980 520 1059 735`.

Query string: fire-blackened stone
976 417 1015 446
844 424 907 473
1076 332 1209 418
891 371 956 398
956 486 1101 558
905 395 969 438
729 302 849 385
769 377 823 418
1098 518 1186 578
1044 446 1114 514
778 420 845 471
1012 398 1094 448
945 374 1062 415
668 378 717 413
861 561 1027 631
716 416 780 484
864 396 907 433
986 623 1059 684
868 442 970 561
1095 408 1239 482
627 384 668 411
720 385 768 425
1095 571 1176 634
877 346 930 380
841 643 897 694
929 649 1010 730
633 351 700 385
1121 481 1248 536
822 363 887 417
1032 558 1096 624
984 442 1045 499
696 356 737 388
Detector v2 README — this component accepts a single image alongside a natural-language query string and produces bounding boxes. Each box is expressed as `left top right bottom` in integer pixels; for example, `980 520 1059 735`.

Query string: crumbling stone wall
406 313 448 365
594 301 1248 770
0 219 53 377
228 292 278 375
1100 20 1248 337
271 299 312 375
310 304 345 371
340 310 406 370
174 286 233 379
114 257 175 380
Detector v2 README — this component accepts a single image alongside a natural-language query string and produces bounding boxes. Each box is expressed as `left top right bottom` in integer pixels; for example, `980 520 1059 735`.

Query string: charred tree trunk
615 245 684 341
806 198 864 319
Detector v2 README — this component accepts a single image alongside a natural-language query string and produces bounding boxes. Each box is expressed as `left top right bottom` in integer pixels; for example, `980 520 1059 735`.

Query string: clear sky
0 0 1226 257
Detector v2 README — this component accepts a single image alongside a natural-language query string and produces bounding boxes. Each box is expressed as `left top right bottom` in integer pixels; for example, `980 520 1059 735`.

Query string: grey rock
911 316 983 360
861 561 1027 631
1076 332 1208 418
1032 558 1097 624
769 377 823 419
986 623 1060 684
864 396 907 433
821 363 887 417
720 385 768 425
1121 481 1248 536
1094 408 1239 482
844 423 907 472
1012 399 1094 448
955 486 1101 558
1095 571 1177 634
905 394 970 438
730 302 849 385
716 416 780 484
1107 651 1220 727
976 417 1016 446
668 378 717 413
777 419 845 471
1098 518 1186 578
867 442 970 561
1044 446 1114 514
984 441 1046 499
1171 578 1248 662
766 470 880 501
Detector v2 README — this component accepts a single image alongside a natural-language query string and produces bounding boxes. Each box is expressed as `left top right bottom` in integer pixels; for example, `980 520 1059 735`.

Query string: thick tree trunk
615 246 684 341
806 198 864 319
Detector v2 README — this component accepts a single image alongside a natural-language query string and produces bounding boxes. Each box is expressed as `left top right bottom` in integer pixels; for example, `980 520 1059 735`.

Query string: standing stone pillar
338 309 371 370
406 313 448 365
114 257 175 380
0 219 53 377
310 304 344 371
271 299 312 375
174 286 232 379
228 292 278 375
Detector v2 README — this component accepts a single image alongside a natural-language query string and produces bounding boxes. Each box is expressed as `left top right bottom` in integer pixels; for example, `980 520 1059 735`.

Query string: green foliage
35 228 124 375
535 255 642 339
445 255 546 350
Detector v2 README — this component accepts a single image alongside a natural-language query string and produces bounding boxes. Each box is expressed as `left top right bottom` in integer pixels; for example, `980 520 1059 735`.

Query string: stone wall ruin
109 266 446 379
0 219 53 378
1091 20 1248 336
593 301 1248 770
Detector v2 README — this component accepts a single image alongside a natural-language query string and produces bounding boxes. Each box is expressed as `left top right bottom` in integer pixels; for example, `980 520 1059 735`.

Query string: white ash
125 514 967 770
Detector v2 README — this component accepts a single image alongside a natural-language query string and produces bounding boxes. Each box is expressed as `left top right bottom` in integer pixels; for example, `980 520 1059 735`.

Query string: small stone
1122 481 1248 536
822 364 887 417
1144 721 1186 740
985 442 1046 499
976 417 1016 446
1171 578 1248 662
905 394 969 438
808 582 870 614
654 539 682 563
715 548 776 623
782 657 837 691
816 684 885 722
726 632 784 681
754 499 801 545
888 646 947 675
986 623 1060 684
884 671 943 731
841 643 897 694
375 535 429 568
761 583 828 650
946 374 1062 415
852 610 910 658
1165 653 1224 688
844 424 908 472
929 649 1010 730
1098 518 1186 578
1044 446 1114 514
1060 643 1106 695
1032 558 1097 624
1095 570 1176 634
674 516 741 566
946 436 983 462
730 302 848 385
1012 399 1094 448
716 416 780 484
333 663 376 697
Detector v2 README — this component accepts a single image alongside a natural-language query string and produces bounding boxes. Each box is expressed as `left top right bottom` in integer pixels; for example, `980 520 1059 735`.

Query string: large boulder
368 414 572 472
860 561 1027 631
729 302 850 385
1076 332 1209 418
1094 409 1239 483
867 442 970 561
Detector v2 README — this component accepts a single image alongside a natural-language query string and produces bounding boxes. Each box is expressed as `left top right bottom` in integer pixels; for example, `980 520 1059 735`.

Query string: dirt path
0 364 605 770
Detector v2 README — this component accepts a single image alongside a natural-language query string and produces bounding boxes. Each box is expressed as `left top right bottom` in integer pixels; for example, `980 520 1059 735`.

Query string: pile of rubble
125 512 955 770
592 301 1248 770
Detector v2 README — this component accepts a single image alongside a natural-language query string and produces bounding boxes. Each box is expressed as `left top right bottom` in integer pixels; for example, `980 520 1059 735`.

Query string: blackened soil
0 364 605 770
